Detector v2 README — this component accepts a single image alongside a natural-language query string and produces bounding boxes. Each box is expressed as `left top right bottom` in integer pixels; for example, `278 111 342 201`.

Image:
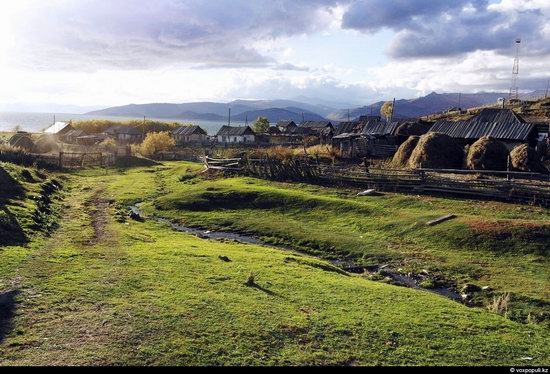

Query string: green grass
134 162 550 324
1 161 549 365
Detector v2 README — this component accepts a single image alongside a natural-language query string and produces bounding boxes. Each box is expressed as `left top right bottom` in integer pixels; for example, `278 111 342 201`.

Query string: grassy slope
134 163 549 322
0 161 549 365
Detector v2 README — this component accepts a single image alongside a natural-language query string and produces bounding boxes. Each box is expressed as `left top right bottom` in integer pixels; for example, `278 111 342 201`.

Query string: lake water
0 112 243 135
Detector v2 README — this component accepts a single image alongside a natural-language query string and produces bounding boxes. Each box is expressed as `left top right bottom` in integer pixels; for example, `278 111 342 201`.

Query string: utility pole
228 108 231 127
347 109 350 122
458 93 462 109
509 38 521 101
545 79 549 99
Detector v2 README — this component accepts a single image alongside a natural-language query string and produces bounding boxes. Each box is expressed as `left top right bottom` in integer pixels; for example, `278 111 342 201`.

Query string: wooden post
506 156 511 181
58 152 64 169
363 157 369 173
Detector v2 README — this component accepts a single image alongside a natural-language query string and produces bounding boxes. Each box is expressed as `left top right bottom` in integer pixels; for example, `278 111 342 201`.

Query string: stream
130 205 464 304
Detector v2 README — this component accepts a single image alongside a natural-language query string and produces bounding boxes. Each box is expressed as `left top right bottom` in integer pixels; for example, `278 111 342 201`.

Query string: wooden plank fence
33 152 115 169
205 156 550 207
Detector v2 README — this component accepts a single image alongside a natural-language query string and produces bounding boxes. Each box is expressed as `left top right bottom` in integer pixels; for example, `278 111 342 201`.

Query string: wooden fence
33 152 115 169
204 156 550 207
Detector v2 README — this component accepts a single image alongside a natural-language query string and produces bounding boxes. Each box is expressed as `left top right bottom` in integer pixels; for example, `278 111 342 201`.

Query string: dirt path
0 183 129 365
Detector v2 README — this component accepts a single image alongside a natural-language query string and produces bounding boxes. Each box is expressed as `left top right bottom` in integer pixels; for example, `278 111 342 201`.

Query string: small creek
130 205 464 304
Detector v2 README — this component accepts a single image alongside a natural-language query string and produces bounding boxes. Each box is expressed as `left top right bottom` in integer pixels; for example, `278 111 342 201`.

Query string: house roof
430 109 537 141
266 126 282 134
63 129 87 138
105 126 142 136
216 125 255 136
276 120 296 128
335 121 362 136
299 121 333 129
44 122 73 135
173 125 207 136
361 119 399 136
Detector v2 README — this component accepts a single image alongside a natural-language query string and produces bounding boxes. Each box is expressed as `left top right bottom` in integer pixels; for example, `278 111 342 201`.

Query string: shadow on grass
247 283 278 297
0 289 19 343
0 208 27 246
0 167 24 203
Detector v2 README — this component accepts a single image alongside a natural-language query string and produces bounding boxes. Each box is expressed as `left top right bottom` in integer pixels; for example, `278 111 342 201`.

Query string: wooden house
216 126 256 144
172 125 207 145
105 126 143 144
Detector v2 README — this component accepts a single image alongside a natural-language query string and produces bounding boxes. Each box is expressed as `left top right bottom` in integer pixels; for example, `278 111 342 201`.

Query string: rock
421 269 430 276
481 286 492 292
461 283 482 294
128 210 144 222
357 189 378 196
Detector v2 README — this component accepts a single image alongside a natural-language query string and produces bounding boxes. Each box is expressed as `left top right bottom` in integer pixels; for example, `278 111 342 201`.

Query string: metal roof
299 120 333 129
216 125 255 136
334 121 362 136
276 120 296 128
430 109 536 141
361 119 399 136
44 122 72 135
173 125 206 136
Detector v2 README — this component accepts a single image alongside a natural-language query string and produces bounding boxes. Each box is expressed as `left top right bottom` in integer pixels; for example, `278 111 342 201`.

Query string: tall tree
380 101 394 120
252 117 270 133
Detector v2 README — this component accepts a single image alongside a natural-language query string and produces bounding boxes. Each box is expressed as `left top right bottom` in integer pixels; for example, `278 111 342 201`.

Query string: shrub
140 132 175 158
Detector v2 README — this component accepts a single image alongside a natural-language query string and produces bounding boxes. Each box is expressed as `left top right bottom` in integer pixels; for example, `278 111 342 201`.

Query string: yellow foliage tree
380 101 394 120
139 132 175 158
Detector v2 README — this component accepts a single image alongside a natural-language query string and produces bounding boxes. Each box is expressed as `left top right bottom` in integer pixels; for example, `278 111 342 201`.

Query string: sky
0 0 549 112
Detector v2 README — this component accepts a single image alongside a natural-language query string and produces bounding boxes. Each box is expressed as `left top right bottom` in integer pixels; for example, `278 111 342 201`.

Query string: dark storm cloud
341 0 550 58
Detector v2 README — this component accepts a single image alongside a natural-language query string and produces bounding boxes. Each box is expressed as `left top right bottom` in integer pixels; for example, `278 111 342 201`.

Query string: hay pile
392 136 420 167
466 136 509 171
395 122 433 137
510 144 548 173
9 133 35 152
408 133 464 169
34 135 61 154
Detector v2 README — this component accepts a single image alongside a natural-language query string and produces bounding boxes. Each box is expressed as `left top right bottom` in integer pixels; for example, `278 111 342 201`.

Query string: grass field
0 161 549 366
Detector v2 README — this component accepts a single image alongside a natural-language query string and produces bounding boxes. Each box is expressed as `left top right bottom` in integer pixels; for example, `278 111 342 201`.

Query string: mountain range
87 91 548 124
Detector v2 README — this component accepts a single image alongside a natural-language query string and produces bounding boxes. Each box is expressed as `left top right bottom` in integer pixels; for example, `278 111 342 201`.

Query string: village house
430 108 539 149
61 128 88 144
172 125 207 145
44 121 74 138
216 125 256 144
298 121 334 144
276 120 298 133
105 125 143 144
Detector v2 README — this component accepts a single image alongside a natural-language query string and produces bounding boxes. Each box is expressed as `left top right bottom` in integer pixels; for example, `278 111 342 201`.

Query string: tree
380 101 394 120
252 117 270 134
139 131 175 158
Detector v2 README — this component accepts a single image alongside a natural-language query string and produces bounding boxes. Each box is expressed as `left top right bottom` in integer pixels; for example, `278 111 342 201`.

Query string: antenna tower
509 38 521 101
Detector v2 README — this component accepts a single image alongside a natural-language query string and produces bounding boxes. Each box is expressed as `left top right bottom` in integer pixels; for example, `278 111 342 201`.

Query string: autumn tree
252 117 270 134
139 131 175 158
380 101 394 120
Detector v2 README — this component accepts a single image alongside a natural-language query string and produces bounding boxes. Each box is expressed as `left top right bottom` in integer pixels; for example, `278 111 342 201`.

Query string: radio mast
509 38 521 102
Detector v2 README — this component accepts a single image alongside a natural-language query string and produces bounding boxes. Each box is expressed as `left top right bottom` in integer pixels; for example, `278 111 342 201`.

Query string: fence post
58 152 64 169
506 156 511 181
100 152 103 167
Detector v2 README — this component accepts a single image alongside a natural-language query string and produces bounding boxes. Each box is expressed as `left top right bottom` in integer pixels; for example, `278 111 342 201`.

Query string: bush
408 133 464 169
466 136 509 171
139 132 175 158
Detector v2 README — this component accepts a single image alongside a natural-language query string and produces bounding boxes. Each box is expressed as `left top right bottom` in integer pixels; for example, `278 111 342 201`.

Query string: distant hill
231 108 324 123
327 92 512 121
87 100 329 124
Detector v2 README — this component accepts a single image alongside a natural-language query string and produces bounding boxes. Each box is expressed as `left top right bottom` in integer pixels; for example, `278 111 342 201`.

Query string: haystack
34 135 61 154
392 136 420 167
510 144 548 173
395 122 433 137
9 133 35 152
408 133 464 169
466 136 509 171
